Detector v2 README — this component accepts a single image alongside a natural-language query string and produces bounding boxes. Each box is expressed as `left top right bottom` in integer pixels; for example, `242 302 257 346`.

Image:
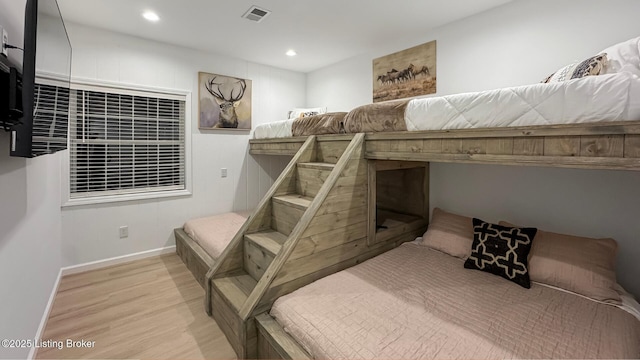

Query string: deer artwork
205 76 247 128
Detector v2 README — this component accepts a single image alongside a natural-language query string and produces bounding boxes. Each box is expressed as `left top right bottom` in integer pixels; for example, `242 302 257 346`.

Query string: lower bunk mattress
183 210 251 260
270 242 640 359
253 72 640 139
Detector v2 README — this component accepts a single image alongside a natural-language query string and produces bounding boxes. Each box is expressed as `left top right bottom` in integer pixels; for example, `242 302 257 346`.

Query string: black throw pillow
464 218 537 288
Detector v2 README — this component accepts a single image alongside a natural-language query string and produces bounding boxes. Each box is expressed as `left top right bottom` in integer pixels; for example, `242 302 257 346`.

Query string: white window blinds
31 83 70 156
69 88 186 199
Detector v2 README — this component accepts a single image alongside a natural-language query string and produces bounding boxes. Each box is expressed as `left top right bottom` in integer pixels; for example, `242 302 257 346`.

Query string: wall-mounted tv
0 64 23 131
8 0 72 158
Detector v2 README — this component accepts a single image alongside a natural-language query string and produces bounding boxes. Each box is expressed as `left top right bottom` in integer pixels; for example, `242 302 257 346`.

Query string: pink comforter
271 243 640 359
183 211 251 259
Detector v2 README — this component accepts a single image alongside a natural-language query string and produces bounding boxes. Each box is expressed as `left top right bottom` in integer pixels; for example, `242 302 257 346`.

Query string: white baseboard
28 245 176 359
28 269 62 360
61 245 177 276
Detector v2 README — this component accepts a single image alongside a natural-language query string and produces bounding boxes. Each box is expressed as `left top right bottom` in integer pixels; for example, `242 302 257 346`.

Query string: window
65 84 188 204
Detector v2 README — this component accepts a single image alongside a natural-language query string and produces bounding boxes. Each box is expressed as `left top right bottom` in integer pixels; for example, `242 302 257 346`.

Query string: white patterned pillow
288 107 327 119
542 53 608 83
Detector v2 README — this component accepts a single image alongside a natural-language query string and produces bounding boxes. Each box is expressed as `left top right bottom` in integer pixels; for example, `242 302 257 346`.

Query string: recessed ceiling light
286 50 297 57
142 11 160 22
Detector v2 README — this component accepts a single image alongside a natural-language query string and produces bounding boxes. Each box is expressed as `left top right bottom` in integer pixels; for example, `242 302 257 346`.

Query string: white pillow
599 36 640 78
288 107 327 119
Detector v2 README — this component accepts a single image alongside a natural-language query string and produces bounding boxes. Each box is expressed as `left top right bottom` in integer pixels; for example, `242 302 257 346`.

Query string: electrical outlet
221 168 228 178
1 26 8 57
119 226 129 239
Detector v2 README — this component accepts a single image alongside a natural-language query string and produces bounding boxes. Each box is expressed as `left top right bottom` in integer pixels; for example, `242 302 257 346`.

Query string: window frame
60 77 192 207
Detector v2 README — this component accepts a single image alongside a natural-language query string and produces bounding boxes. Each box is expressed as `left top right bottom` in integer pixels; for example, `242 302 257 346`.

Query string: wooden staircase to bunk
204 134 428 358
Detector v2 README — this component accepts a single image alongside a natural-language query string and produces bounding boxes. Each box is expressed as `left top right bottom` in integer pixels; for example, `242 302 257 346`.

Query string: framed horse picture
373 40 436 103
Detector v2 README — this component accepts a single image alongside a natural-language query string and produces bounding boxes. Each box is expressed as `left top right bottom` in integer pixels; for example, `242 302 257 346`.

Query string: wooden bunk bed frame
175 228 214 288
250 121 640 171
252 121 640 359
194 133 428 359
173 120 640 359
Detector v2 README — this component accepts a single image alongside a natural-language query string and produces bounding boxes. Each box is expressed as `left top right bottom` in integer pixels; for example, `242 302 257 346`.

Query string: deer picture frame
198 72 252 130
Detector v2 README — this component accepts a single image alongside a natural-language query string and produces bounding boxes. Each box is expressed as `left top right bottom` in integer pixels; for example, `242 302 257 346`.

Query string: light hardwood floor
36 254 236 359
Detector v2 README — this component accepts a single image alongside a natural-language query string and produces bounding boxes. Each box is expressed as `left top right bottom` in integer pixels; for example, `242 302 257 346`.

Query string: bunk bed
200 37 640 359
259 207 640 359
251 70 640 171
267 241 640 359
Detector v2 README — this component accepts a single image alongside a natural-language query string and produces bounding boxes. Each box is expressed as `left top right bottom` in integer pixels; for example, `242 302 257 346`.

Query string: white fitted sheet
253 119 294 139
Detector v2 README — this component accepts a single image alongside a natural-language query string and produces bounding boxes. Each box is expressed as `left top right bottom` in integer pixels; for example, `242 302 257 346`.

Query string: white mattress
253 72 640 139
253 119 294 139
405 72 640 131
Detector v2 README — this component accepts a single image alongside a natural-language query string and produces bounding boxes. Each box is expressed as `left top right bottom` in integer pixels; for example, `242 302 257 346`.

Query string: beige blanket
291 112 347 137
183 211 251 259
343 99 410 133
271 243 640 359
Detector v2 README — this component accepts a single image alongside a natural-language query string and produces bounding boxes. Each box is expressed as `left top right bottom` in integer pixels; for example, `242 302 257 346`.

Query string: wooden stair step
296 163 334 198
245 230 288 256
271 194 312 236
297 162 335 171
212 271 257 312
272 194 313 211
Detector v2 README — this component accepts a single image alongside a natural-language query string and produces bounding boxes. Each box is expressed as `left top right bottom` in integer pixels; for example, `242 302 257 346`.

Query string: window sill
61 189 192 208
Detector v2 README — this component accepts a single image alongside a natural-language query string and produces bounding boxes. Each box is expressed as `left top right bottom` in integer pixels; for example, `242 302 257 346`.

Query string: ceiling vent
242 6 271 22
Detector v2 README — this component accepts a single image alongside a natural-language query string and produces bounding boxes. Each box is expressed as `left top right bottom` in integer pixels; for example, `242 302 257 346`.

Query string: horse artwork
373 40 436 103
199 72 252 130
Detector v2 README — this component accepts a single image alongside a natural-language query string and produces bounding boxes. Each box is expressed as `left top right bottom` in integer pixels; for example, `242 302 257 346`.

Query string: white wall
306 0 640 298
309 0 640 108
60 23 300 266
1 6 300 354
0 1 64 359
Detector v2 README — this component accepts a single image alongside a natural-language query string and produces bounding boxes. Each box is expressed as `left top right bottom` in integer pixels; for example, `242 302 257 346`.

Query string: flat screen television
8 0 71 158
0 64 22 131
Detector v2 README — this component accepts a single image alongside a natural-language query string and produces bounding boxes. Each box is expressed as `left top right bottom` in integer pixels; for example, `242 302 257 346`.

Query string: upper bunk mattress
253 72 640 139
182 211 251 260
253 119 295 139
403 72 640 131
271 242 640 359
